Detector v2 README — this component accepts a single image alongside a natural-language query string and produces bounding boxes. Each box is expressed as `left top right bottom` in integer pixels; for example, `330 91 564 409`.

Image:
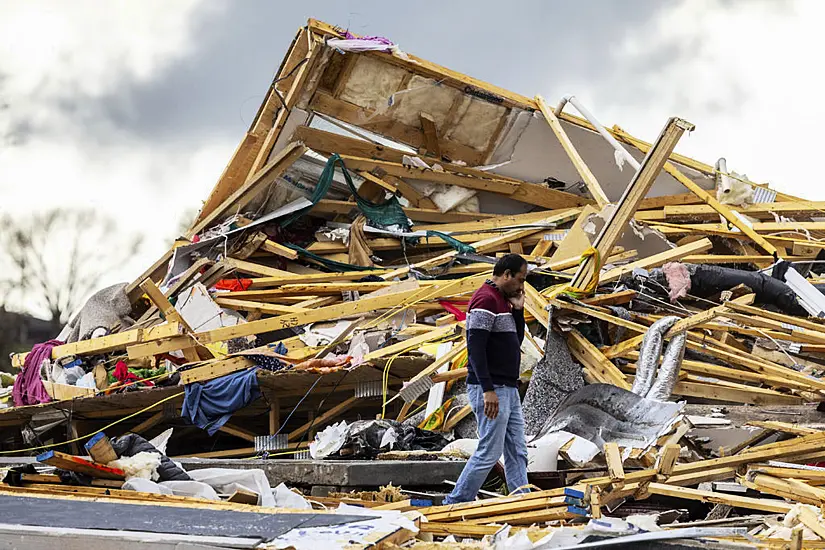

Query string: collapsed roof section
189 19 750 240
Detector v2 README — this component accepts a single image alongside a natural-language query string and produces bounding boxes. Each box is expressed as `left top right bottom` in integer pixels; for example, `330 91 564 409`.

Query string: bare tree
0 209 143 325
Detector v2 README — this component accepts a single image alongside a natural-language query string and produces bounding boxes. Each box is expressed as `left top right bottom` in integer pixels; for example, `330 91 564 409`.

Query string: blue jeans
444 384 529 503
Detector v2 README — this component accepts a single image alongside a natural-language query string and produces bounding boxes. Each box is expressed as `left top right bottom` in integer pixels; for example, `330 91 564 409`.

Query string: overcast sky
1 0 821 318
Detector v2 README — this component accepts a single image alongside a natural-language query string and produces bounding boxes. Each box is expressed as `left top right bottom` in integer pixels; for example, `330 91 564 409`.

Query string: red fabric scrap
113 361 154 387
214 279 253 292
438 300 467 321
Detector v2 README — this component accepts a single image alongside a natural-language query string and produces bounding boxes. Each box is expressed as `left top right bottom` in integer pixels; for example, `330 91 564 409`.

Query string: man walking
444 254 529 504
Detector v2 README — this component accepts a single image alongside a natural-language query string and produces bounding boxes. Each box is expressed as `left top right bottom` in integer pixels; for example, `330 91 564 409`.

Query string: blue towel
182 367 261 435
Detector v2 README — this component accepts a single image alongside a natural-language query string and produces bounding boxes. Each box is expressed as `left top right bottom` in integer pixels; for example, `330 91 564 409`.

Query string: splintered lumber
553 299 825 392
37 450 126 480
289 395 359 441
646 483 792 514
419 523 503 538
598 238 712 284
614 127 778 256
570 117 694 289
189 141 307 238
11 322 183 367
745 474 825 507
604 442 625 486
656 444 681 478
565 330 630 390
198 275 484 344
84 432 118 465
798 505 825 539
536 95 608 208
364 324 458 361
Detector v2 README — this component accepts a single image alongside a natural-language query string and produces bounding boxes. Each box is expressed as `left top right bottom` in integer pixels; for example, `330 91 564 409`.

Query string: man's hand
483 390 499 419
509 290 525 310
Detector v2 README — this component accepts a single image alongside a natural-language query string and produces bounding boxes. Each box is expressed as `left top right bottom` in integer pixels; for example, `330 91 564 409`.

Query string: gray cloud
3 1 669 152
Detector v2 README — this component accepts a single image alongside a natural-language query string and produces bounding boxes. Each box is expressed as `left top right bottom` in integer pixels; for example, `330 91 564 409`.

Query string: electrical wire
272 376 323 437
0 391 183 456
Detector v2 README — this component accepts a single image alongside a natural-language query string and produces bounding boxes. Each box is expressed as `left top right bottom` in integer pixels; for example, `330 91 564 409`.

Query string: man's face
499 264 527 298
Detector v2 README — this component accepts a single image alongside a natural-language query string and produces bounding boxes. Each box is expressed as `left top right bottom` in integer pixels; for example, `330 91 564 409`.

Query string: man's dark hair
493 254 527 276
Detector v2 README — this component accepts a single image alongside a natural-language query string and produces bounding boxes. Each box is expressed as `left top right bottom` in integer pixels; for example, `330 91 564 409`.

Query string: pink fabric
13 339 63 407
663 262 691 302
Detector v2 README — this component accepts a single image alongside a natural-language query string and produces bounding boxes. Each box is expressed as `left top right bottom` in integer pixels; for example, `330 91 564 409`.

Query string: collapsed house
4 17 825 548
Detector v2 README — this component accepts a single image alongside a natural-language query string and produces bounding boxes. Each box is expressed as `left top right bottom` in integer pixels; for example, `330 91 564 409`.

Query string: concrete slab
0 457 467 488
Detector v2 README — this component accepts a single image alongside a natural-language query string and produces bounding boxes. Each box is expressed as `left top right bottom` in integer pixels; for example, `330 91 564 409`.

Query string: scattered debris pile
5 17 825 548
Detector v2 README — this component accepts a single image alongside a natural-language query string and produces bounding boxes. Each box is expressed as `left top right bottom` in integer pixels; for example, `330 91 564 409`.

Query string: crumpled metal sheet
531 384 684 451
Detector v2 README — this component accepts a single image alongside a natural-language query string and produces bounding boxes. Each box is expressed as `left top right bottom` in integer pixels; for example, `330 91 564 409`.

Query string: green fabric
424 231 476 254
281 153 411 230
282 243 378 272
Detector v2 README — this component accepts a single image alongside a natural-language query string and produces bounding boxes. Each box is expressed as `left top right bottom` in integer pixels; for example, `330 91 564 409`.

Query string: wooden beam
188 142 307 238
565 330 630 390
615 127 777 256
246 36 319 180
313 199 492 224
364 325 457 362
656 444 680 478
288 395 359 441
340 155 519 195
419 112 442 157
223 258 294 278
646 483 791 514
139 278 202 362
260 239 299 260
12 322 183 367
570 117 694 289
597 238 713 284
218 422 258 443
130 412 165 435
197 275 483 345
604 442 625 487
179 357 256 385
213 297 309 316
536 95 609 208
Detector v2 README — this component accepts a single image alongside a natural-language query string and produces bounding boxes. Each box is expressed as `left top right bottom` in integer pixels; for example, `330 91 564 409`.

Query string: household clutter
5 17 825 548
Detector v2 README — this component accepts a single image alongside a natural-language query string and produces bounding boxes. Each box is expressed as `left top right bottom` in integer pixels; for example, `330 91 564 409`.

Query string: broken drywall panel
475 190 537 216
176 283 245 333
586 204 674 258
270 108 311 162
485 111 715 203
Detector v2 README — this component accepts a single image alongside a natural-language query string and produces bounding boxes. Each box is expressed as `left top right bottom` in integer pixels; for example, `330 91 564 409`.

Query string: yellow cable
0 391 184 456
